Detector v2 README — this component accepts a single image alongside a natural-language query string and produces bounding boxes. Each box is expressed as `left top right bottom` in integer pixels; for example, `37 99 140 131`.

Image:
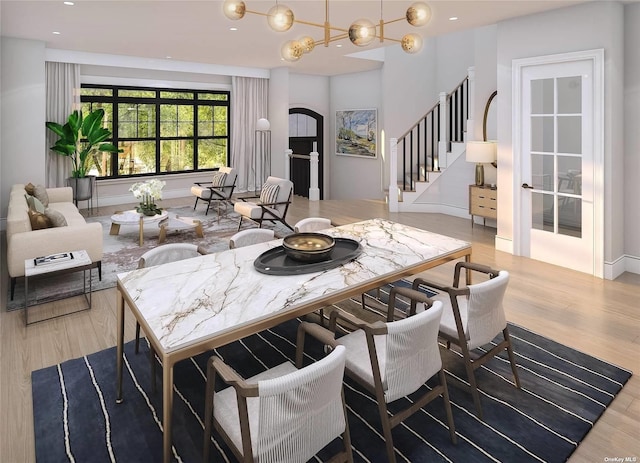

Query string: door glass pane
531 116 554 152
532 192 554 232
557 76 581 114
531 153 554 191
558 156 582 194
557 116 581 154
558 196 582 237
531 78 554 114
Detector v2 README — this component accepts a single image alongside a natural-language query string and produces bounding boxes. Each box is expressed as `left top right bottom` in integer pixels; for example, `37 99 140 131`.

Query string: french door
514 50 603 276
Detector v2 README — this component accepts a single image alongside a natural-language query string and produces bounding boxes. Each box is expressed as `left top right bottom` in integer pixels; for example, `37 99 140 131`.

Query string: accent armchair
191 166 238 220
233 176 294 231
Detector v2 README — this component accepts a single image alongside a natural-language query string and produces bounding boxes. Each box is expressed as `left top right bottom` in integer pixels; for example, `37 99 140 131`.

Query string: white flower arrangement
129 178 166 201
129 179 166 216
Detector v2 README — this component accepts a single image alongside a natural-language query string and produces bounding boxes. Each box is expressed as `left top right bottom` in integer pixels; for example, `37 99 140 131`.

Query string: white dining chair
229 228 275 249
294 217 333 233
412 262 520 419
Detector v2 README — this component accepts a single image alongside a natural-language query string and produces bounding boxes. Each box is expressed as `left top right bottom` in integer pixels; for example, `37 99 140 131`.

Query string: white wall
268 67 290 180
624 2 640 271
329 70 383 200
289 73 330 196
496 1 625 268
1 37 46 222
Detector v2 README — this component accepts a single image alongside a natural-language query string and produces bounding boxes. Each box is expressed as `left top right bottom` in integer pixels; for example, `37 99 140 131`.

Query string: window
80 84 230 178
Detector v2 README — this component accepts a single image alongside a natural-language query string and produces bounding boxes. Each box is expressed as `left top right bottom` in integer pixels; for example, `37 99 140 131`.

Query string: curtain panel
231 76 269 192
45 62 80 187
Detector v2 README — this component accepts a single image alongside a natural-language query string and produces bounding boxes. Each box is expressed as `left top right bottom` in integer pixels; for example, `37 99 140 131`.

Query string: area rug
7 205 292 310
32 282 632 463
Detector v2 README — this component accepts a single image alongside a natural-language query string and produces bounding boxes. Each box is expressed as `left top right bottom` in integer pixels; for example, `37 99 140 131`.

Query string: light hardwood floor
1 195 638 462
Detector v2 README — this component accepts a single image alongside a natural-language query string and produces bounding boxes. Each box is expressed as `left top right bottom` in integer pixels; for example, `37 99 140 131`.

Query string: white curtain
45 62 80 187
231 76 269 192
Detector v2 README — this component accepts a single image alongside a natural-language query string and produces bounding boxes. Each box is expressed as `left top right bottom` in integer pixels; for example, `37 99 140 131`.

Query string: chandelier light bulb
267 4 295 32
406 2 431 27
222 0 246 20
401 33 423 54
348 18 376 47
299 36 315 54
281 40 303 61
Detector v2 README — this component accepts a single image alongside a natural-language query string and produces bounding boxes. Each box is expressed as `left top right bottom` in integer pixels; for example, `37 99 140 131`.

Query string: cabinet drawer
469 186 497 219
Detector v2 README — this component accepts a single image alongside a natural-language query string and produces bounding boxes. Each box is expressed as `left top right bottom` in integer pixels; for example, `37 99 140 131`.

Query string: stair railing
396 69 472 192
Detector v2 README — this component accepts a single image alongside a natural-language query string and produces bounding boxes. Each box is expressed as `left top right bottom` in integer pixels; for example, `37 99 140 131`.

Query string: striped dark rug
32 281 632 463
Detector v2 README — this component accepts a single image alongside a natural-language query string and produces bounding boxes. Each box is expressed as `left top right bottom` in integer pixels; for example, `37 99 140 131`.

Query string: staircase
388 67 475 213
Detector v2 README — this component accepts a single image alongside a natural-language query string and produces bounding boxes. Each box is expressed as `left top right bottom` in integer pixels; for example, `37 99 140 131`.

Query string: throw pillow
211 171 227 188
32 196 46 213
25 183 36 195
27 209 52 230
260 183 280 205
44 208 68 227
33 184 49 207
24 194 35 210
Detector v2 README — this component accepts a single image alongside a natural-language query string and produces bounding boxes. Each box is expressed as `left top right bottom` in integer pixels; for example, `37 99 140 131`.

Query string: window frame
80 83 230 179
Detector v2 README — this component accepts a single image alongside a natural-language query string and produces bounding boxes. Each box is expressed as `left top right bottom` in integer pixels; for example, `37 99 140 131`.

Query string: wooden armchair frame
236 192 294 231
203 350 353 463
413 261 521 419
297 287 456 463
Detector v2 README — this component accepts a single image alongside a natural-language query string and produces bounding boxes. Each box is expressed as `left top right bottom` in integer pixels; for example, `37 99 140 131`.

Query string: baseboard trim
604 254 640 279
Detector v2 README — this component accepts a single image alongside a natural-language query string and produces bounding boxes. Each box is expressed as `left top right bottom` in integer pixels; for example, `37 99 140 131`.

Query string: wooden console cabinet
469 184 497 226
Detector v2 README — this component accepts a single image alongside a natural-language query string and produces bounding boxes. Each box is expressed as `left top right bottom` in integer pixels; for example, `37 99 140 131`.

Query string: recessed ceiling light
449 16 458 21
52 31 61 35
336 44 342 48
229 27 238 31
165 55 172 59
63 1 74 5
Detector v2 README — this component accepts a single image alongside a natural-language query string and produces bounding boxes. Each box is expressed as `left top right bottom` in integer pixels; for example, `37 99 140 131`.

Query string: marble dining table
115 218 472 463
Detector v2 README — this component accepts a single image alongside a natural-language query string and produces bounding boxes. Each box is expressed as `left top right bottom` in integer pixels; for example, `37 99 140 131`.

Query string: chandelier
222 0 432 62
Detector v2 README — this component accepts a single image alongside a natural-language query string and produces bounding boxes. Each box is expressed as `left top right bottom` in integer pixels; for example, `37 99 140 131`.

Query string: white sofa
6 184 103 299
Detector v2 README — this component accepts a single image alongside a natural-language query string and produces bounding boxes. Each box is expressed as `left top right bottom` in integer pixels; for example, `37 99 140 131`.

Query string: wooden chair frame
203 353 353 463
296 286 456 463
413 261 521 419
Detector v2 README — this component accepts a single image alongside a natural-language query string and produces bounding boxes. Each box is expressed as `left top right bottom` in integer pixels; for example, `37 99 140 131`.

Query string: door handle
521 183 534 189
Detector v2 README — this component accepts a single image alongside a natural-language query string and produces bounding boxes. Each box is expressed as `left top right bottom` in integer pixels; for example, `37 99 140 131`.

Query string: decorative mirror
483 90 497 166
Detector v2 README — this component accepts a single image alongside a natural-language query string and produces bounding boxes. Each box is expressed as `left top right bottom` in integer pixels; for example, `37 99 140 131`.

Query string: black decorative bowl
282 233 336 263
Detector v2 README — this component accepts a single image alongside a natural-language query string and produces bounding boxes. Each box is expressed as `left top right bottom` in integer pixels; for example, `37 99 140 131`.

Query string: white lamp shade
256 118 271 131
466 141 496 163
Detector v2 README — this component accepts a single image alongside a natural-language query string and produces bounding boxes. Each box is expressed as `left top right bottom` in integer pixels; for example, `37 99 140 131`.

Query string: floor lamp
254 118 271 192
466 141 496 186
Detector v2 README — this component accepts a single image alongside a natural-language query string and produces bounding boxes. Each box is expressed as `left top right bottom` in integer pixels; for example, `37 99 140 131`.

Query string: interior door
519 58 597 275
289 108 323 199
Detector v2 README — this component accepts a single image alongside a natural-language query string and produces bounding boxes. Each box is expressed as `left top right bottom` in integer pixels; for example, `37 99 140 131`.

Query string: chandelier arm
381 17 408 26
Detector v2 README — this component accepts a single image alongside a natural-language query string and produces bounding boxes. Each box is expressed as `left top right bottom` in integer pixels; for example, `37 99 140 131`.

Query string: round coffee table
109 210 169 246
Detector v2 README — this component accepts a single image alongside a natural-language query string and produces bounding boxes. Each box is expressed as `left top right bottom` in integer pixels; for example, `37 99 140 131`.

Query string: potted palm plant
46 108 120 201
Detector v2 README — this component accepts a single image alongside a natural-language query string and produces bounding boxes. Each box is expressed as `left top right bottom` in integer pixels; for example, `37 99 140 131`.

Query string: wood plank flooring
1 194 638 462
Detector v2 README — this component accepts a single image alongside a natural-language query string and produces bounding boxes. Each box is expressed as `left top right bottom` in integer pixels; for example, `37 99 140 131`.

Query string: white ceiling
1 0 590 76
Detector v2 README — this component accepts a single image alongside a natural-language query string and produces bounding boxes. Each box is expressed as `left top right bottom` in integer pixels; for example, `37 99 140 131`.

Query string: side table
24 250 93 325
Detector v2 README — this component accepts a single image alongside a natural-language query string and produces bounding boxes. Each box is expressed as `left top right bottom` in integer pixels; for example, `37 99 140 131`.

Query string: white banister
467 66 475 141
309 151 319 201
284 149 293 180
389 138 398 212
438 91 447 169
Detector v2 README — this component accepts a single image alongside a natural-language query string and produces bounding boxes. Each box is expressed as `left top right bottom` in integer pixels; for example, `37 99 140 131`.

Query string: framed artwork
335 109 377 158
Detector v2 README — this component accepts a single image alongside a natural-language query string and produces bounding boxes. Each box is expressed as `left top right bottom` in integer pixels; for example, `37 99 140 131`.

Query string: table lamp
466 141 496 186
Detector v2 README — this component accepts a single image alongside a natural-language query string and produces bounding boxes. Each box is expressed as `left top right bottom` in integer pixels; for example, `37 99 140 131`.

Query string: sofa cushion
25 183 36 195
28 209 52 230
34 184 50 207
44 208 68 227
48 202 86 227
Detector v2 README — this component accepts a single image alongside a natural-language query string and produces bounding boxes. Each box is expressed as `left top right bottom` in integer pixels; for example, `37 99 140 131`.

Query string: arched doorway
289 108 323 199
